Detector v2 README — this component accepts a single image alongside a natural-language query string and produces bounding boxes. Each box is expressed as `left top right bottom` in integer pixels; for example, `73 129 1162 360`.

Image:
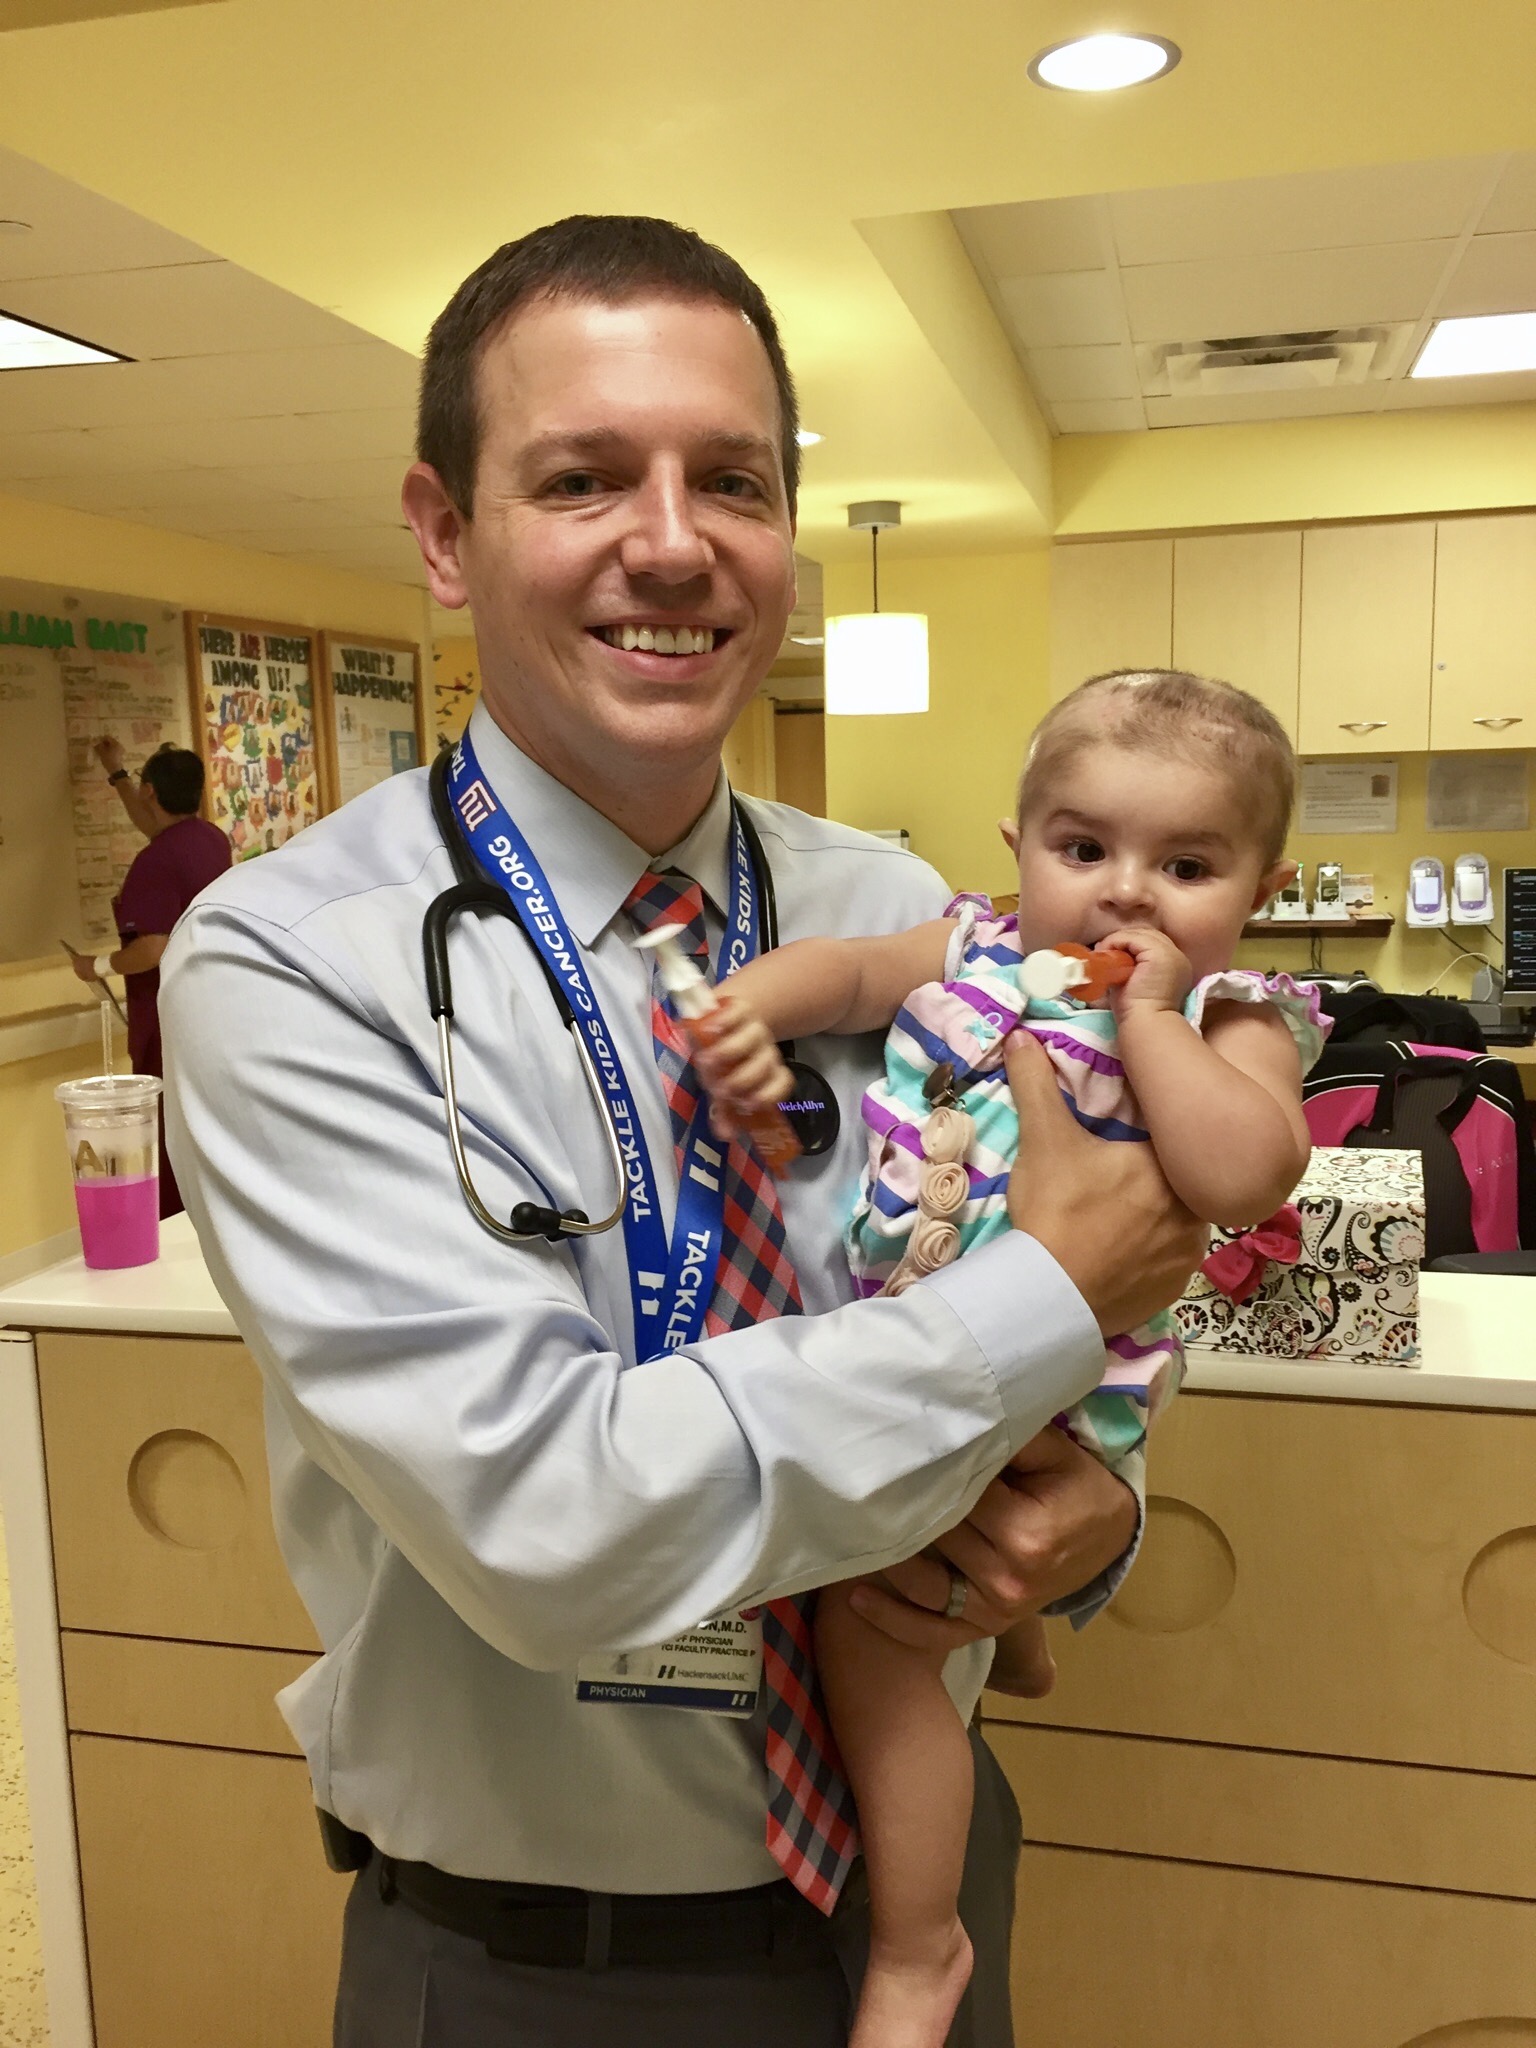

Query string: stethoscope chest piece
778 1059 840 1157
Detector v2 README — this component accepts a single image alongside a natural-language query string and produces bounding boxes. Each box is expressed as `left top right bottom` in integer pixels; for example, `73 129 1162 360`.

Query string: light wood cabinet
1172 530 1301 738
986 1389 1536 2045
1051 514 1536 756
70 1733 344 2048
1431 512 1536 751
991 1392 1536 1775
33 1331 341 2048
36 1330 319 1652
1049 539 1172 700
1006 1836 1536 2048
1298 520 1435 753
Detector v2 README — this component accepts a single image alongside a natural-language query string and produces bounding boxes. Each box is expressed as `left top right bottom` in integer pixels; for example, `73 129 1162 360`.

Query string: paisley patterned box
1176 1147 1426 1364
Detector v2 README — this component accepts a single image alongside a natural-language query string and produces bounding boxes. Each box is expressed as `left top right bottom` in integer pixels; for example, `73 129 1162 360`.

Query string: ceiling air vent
1139 327 1400 398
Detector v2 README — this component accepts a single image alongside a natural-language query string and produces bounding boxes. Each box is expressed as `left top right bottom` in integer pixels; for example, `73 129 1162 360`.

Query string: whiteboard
0 580 189 962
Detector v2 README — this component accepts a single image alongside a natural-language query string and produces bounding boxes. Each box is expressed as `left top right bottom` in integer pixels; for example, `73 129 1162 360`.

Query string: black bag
1318 986 1486 1054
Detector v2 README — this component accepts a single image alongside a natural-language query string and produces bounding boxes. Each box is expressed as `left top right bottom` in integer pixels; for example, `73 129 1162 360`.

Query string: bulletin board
184 612 319 862
0 578 189 963
316 631 429 810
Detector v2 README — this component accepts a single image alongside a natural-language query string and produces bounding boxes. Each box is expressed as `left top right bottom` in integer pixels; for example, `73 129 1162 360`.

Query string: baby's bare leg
816 1580 974 2048
986 1614 1057 1699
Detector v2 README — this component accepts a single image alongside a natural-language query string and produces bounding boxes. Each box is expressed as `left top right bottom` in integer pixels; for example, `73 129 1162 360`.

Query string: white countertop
0 1213 234 1337
2 1218 1534 1411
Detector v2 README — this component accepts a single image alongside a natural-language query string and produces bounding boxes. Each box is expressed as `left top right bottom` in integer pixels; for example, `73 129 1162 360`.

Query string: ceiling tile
223 454 412 503
1143 384 1394 430
1109 157 1497 267
0 425 186 478
212 512 413 550
1437 232 1536 316
1479 155 1536 234
954 196 1104 280
1027 344 1139 402
88 405 416 471
0 262 376 362
1121 241 1455 344
0 341 418 435
998 270 1123 348
1378 367 1536 409
0 141 214 280
1051 399 1145 434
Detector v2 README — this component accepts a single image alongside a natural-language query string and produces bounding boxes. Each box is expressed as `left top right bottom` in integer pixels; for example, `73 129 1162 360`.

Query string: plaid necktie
624 869 859 1916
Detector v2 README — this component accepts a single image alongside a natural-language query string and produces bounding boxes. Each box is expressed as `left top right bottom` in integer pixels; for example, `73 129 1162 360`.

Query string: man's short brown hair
417 214 801 519
1018 669 1297 865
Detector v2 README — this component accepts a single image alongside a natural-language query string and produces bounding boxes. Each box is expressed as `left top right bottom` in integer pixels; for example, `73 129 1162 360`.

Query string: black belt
319 1813 842 1974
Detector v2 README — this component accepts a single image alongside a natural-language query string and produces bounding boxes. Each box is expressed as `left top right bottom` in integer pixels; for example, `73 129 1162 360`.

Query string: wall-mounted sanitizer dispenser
1451 853 1494 927
1406 857 1448 929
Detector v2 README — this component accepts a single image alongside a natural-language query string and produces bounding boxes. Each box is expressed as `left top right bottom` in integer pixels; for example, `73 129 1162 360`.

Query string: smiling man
160 216 1202 2047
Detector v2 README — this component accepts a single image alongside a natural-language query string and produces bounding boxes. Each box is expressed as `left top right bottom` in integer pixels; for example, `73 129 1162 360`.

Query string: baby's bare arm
1119 1002 1310 1226
694 921 954 1136
724 921 955 1042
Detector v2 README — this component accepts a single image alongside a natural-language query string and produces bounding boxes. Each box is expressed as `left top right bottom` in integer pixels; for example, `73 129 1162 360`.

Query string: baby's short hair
1017 668 1296 865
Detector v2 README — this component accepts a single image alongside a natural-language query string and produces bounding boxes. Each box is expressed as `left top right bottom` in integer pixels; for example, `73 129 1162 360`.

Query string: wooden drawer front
991 1392 1536 1776
37 1331 319 1652
989 1721 1536 1900
1011 1843 1536 2048
71 1733 344 2048
62 1632 312 1756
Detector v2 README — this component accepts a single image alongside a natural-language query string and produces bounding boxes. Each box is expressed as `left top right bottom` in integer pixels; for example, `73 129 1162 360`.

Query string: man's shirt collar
464 702 735 946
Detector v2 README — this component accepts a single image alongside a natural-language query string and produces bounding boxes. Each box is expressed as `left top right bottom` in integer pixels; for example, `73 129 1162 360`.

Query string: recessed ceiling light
789 633 824 646
1028 33 1180 91
795 429 823 447
1411 312 1536 379
0 309 123 371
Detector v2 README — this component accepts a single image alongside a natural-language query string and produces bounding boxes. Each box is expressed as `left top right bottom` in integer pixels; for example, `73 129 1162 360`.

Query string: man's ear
401 463 472 611
998 816 1021 859
1253 858 1298 912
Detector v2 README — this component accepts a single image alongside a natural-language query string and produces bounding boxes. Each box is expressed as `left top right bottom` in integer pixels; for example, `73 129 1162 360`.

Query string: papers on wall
188 615 318 862
1425 752 1530 834
0 578 188 960
1298 758 1399 834
322 635 424 807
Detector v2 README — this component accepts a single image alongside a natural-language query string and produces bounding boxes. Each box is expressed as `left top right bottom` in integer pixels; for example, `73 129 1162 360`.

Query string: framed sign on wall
184 613 319 861
316 633 429 810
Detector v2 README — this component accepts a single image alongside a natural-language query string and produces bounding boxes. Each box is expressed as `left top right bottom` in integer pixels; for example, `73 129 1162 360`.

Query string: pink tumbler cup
54 1074 163 1270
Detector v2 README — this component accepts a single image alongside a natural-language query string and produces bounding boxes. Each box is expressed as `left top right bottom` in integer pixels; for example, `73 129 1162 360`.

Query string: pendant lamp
824 501 929 715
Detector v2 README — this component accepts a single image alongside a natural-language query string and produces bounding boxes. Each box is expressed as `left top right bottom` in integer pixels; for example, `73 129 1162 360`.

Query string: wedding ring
942 1567 969 1620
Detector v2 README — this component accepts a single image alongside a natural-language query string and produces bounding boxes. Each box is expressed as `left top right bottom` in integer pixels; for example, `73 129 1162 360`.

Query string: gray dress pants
333 1724 1022 2048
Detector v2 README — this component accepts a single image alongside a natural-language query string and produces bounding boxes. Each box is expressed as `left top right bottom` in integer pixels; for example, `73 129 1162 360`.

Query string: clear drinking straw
100 994 114 1077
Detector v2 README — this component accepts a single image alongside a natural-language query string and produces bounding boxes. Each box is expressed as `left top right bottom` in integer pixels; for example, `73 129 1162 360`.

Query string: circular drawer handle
1473 715 1523 730
1339 720 1387 733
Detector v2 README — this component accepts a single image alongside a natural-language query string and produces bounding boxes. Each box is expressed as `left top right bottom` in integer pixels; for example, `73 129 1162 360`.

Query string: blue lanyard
447 732 761 1361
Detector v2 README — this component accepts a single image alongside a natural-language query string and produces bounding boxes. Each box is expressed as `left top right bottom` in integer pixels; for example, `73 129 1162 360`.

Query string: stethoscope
423 749 838 1248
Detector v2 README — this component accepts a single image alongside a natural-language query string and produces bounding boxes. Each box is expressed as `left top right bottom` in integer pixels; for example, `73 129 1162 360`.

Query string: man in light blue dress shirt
160 216 1203 2046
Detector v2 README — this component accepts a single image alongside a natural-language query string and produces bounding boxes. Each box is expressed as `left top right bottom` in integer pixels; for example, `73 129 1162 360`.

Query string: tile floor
0 1508 46 2046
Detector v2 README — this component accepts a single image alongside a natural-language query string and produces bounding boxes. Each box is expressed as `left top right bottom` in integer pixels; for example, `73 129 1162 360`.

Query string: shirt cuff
917 1231 1105 1451
1045 1444 1147 1629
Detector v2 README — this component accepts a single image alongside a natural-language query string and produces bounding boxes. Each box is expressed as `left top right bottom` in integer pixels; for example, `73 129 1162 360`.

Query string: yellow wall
1054 403 1536 539
0 494 427 1262
1236 751 1529 995
822 549 1050 895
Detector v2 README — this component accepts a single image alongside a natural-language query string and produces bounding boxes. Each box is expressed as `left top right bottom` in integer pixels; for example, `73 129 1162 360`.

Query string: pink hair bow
1201 1204 1303 1306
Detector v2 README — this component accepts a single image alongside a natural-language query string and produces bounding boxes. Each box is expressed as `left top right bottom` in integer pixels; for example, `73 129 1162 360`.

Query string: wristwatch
108 768 130 784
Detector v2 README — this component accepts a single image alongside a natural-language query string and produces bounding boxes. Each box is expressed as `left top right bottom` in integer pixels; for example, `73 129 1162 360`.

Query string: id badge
575 1609 763 1716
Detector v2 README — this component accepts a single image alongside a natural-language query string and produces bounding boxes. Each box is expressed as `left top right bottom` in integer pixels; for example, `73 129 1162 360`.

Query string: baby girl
699 668 1327 2048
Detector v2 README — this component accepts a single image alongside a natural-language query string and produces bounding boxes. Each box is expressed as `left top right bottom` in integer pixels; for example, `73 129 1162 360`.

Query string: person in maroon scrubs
71 739 232 1216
